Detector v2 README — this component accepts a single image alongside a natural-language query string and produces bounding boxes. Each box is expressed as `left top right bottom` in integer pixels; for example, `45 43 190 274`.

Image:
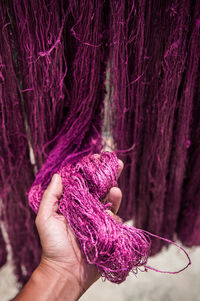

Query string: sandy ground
0 241 199 301
80 244 200 301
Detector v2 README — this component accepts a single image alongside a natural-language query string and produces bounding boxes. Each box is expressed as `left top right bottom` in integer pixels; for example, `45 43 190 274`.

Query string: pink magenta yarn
28 151 190 283
29 152 151 283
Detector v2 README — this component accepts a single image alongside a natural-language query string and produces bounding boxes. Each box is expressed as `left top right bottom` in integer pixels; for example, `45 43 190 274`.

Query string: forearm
12 261 83 301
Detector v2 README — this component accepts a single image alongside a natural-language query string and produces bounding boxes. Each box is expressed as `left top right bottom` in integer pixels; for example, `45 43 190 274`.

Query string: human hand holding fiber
35 160 123 296
29 151 191 290
29 151 152 284
12 156 123 301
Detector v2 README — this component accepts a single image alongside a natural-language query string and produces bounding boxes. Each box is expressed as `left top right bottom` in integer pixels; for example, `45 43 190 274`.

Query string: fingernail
51 174 58 184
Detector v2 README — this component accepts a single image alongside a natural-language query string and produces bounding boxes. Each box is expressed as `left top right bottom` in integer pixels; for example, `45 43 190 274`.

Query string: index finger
37 174 63 220
118 159 124 178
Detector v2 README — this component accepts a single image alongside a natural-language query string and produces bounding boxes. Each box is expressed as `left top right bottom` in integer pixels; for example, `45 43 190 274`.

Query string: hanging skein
109 0 199 254
0 2 41 284
177 0 200 246
0 0 109 285
165 0 200 246
10 0 69 169
10 0 110 188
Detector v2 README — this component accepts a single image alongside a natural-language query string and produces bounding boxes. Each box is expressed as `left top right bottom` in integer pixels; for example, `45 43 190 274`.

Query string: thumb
37 174 63 220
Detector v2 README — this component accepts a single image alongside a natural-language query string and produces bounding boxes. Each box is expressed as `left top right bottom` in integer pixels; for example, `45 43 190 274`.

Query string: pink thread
143 231 191 274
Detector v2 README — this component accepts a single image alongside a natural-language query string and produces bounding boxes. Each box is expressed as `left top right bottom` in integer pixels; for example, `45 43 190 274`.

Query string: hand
35 158 124 297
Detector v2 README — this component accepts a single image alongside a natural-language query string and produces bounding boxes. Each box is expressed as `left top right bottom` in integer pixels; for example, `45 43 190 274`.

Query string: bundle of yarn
29 152 151 283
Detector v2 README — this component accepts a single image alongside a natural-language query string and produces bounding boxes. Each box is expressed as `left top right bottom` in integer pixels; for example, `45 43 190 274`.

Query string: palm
36 159 123 292
37 203 99 289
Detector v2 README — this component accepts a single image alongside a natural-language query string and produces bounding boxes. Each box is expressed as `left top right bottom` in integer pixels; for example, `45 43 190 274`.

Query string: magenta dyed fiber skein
29 151 151 283
29 151 191 283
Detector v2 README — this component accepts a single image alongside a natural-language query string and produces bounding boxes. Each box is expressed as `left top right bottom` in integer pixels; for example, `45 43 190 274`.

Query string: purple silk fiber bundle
29 152 151 284
177 0 200 246
0 2 41 284
0 0 109 285
10 0 110 189
109 0 200 253
10 0 68 169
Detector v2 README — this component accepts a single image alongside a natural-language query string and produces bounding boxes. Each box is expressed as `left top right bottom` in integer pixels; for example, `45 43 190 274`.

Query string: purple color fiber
177 0 200 245
0 0 109 284
0 2 41 284
10 0 110 188
29 152 151 284
108 0 200 253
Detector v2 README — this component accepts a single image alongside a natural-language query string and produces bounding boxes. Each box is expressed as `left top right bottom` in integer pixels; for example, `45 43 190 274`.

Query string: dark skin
13 158 124 301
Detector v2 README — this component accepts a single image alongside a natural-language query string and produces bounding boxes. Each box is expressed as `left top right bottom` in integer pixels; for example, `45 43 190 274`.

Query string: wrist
32 258 83 301
39 254 99 294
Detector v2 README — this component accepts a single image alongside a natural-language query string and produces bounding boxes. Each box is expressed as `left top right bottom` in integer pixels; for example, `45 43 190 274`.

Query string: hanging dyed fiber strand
10 0 69 170
11 0 110 189
177 0 200 246
109 0 200 254
0 2 41 284
0 0 110 285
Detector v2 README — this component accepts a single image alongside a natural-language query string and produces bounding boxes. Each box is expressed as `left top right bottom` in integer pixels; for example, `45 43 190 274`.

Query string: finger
105 210 122 223
118 159 124 178
103 159 123 204
38 174 63 219
108 187 122 214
